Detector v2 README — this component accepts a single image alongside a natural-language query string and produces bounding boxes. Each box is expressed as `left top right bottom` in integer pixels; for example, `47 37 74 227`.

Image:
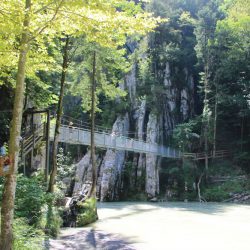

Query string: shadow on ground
47 227 135 250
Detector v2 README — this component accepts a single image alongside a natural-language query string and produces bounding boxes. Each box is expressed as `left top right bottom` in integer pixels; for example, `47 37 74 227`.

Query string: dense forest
0 0 249 249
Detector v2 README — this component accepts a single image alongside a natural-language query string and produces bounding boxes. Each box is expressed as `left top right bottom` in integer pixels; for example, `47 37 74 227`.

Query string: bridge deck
51 125 182 159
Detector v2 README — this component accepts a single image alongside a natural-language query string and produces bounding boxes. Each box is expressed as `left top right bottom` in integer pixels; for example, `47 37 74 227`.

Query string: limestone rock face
134 100 147 182
73 151 103 196
72 58 195 200
73 152 91 195
125 64 137 107
98 113 129 201
145 113 162 197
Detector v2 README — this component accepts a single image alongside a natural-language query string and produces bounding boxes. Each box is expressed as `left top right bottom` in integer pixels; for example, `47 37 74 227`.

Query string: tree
48 36 70 193
0 0 75 247
214 0 250 170
194 0 223 172
47 1 161 193
0 1 32 248
1 1 160 246
90 50 97 198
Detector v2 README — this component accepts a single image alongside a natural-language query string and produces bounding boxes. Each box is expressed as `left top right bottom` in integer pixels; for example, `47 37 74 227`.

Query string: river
49 202 250 250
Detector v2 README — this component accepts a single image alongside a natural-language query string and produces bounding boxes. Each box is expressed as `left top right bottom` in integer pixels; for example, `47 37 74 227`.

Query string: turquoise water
93 202 250 250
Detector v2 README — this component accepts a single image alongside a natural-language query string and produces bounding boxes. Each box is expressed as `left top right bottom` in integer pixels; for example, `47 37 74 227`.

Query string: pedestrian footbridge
52 125 182 159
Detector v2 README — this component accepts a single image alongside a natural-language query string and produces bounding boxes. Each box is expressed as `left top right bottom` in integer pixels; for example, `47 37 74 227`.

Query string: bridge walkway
52 124 182 159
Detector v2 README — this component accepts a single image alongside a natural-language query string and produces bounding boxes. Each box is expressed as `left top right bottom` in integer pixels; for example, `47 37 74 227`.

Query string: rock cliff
73 42 195 200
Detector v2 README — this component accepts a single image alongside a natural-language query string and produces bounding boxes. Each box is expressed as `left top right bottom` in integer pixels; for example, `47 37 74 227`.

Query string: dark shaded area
48 228 135 250
0 85 13 145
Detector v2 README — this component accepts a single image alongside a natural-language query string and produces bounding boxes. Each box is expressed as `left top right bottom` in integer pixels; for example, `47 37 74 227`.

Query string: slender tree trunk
89 51 97 197
204 64 209 173
48 36 70 193
197 173 204 202
213 82 218 157
240 116 244 152
0 1 31 249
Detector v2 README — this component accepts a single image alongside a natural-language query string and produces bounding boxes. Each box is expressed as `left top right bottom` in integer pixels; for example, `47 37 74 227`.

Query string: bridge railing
50 125 182 159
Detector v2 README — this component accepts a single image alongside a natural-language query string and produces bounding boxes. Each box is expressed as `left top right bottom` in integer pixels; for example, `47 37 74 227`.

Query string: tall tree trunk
213 81 218 157
48 36 70 193
204 64 209 173
197 173 204 202
240 115 244 152
89 51 97 197
0 1 31 249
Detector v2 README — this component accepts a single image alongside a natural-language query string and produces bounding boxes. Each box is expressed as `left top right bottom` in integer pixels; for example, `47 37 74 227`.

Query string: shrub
203 186 229 201
0 217 45 250
37 194 63 238
203 180 246 202
15 174 47 224
76 197 98 226
13 218 45 250
45 204 62 238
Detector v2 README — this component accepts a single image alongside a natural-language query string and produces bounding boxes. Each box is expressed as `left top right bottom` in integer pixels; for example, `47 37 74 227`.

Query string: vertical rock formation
133 100 147 190
98 113 129 201
125 64 137 108
145 113 162 197
73 152 102 195
73 152 91 195
72 43 196 201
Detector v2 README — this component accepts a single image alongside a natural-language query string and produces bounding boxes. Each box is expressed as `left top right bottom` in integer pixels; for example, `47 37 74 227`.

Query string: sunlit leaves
0 0 161 85
69 41 128 112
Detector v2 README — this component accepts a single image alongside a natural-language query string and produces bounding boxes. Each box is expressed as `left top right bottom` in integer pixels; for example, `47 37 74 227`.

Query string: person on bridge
69 121 73 133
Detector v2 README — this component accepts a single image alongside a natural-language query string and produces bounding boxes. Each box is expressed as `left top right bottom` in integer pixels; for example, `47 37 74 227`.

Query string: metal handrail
50 124 182 159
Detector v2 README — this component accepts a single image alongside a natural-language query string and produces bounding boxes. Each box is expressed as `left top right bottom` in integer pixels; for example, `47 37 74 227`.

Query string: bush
15 174 47 224
203 180 246 202
0 217 45 250
37 193 63 238
76 197 98 226
44 204 62 238
203 186 229 201
208 160 243 176
13 218 45 250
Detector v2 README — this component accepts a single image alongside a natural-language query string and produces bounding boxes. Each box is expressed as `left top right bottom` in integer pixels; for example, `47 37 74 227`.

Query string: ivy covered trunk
0 1 31 248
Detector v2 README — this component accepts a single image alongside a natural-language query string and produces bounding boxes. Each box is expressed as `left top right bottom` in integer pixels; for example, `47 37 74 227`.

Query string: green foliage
43 203 62 238
69 41 128 113
1 174 62 238
203 186 229 201
0 217 45 250
173 118 201 151
15 174 47 224
207 160 243 176
76 198 98 226
203 180 246 202
13 218 45 250
56 147 75 192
